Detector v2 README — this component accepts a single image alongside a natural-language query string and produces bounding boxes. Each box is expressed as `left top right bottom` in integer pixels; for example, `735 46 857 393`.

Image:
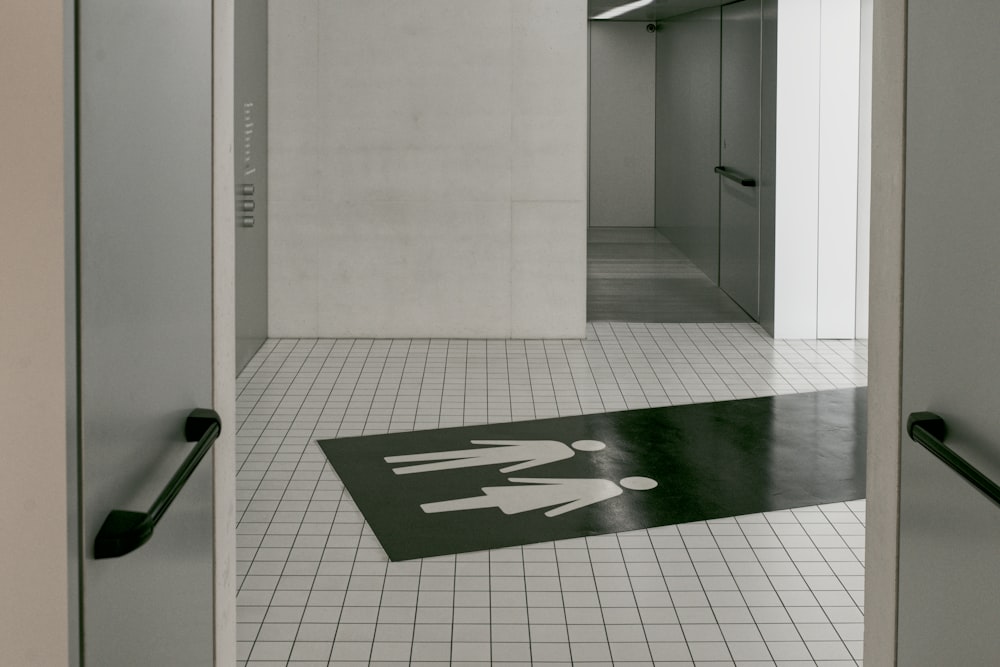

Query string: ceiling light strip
592 0 655 20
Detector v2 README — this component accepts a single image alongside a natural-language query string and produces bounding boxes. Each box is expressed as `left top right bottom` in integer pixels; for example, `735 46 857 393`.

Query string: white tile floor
236 322 868 666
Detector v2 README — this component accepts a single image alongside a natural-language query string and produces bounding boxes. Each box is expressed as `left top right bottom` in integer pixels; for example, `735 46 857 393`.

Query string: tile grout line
242 338 322 662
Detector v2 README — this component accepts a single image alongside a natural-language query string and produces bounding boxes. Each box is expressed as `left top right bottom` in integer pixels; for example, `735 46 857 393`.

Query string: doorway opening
587 0 771 325
229 1 873 665
586 0 870 341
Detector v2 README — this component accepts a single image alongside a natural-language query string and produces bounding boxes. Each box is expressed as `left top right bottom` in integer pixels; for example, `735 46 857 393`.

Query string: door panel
719 0 761 319
898 0 1000 662
77 1 214 665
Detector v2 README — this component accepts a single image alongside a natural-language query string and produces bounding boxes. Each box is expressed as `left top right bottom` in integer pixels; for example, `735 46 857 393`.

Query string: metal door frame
210 2 238 663
862 0 909 664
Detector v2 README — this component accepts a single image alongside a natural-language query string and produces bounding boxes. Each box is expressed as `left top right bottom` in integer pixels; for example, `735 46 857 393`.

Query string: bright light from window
592 0 655 20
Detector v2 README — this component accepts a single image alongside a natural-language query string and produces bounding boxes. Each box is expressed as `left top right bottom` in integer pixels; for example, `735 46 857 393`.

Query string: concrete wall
268 0 588 338
0 1 70 664
589 21 656 228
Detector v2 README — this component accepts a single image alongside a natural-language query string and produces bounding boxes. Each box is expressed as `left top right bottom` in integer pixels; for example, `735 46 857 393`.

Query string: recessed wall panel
235 0 268 372
654 8 721 280
719 0 762 319
589 21 656 228
758 0 778 333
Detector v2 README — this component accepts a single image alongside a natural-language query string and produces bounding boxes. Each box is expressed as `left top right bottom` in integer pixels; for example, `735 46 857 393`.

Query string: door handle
715 166 757 187
94 408 222 559
907 412 1000 508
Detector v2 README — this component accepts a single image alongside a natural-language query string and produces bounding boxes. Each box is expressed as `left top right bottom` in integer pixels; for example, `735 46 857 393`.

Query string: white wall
268 0 588 339
774 0 866 339
0 2 70 664
589 21 656 228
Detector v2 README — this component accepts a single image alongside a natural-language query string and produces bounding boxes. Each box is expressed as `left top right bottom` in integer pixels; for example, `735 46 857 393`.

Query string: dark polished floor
321 387 866 561
587 227 753 323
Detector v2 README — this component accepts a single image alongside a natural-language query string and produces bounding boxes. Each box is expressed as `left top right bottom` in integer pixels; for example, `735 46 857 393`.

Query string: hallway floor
236 323 867 666
587 229 752 323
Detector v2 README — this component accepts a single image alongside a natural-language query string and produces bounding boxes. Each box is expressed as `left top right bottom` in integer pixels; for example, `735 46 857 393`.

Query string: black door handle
715 165 757 187
907 411 1000 508
94 408 222 559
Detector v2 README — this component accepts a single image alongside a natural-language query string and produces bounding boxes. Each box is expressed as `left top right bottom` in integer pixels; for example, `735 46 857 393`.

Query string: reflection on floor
237 324 868 666
587 228 752 324
321 388 866 561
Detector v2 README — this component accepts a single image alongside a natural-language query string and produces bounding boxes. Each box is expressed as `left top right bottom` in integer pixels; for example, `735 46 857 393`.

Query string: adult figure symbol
384 439 607 475
420 476 658 518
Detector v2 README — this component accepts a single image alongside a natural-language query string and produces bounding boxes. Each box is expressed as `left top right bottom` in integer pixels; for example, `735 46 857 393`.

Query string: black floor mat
319 387 866 561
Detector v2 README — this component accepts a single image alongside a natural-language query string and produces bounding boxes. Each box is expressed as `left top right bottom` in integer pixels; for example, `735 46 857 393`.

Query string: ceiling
588 0 732 21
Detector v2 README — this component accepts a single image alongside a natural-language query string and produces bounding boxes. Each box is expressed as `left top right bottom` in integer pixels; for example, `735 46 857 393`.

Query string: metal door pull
907 411 1000 507
715 166 757 187
94 408 222 559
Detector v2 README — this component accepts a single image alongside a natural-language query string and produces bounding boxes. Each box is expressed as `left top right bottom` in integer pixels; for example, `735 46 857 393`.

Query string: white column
817 0 862 338
774 0 822 338
773 0 864 339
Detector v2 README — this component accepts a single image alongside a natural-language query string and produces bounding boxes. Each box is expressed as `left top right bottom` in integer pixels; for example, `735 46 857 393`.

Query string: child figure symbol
421 476 658 517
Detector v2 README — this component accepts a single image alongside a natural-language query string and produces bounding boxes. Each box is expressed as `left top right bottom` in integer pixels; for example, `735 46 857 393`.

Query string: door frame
63 0 904 662
863 0 906 664
212 0 238 663
210 0 904 662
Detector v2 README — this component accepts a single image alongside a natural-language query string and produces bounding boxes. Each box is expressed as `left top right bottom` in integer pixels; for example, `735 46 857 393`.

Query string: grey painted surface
757 0 777 333
77 1 214 665
654 7 721 280
718 0 761 320
898 0 1000 662
235 0 268 373
589 21 656 227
